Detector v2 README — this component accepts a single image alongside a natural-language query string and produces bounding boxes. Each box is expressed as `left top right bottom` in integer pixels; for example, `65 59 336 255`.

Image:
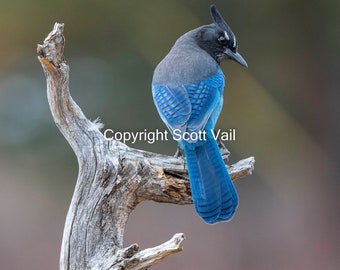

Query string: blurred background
0 0 339 269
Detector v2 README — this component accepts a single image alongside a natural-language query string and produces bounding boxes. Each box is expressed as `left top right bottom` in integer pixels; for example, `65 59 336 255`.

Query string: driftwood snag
38 23 255 270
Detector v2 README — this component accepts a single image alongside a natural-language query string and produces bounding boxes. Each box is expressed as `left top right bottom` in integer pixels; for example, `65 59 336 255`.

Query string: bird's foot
174 146 185 159
217 138 230 161
174 145 186 170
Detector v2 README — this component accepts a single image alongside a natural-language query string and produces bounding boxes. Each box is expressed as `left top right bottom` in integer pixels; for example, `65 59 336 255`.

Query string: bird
152 5 247 224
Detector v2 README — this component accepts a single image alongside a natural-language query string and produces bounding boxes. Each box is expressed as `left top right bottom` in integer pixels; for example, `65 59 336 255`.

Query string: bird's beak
224 49 248 68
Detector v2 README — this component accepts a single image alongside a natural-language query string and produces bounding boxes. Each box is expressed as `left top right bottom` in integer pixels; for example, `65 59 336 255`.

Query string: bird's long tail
183 131 238 224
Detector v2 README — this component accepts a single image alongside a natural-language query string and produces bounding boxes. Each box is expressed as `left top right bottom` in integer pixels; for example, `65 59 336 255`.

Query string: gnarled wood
37 23 255 270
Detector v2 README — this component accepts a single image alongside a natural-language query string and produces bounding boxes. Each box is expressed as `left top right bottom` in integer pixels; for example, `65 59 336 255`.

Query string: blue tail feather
183 133 238 224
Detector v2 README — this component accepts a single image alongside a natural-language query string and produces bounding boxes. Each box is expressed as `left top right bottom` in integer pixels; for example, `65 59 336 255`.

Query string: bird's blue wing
152 84 191 133
185 70 224 133
152 70 224 136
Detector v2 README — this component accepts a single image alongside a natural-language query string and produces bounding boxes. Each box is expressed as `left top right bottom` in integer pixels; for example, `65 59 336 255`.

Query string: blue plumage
152 5 247 224
183 130 238 223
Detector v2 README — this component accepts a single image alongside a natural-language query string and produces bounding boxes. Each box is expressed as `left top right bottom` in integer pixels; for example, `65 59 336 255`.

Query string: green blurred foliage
0 0 339 269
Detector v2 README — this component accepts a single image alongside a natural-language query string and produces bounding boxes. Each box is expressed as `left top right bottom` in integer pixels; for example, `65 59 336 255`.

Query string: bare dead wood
37 23 255 270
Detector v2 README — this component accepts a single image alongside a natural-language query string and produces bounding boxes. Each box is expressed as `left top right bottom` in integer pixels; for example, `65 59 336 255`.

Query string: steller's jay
152 5 247 224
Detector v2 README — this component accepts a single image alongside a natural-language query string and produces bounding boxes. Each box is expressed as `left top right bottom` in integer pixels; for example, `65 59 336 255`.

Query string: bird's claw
174 146 185 159
217 137 230 161
174 145 186 170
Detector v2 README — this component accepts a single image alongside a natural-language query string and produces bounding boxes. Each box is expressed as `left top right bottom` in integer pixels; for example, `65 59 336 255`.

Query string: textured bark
37 23 255 270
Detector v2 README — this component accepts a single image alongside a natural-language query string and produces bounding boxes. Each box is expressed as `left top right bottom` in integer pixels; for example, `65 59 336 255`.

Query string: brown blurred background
0 0 339 269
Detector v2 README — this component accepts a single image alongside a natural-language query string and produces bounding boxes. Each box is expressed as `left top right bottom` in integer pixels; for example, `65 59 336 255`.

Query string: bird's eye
218 35 228 45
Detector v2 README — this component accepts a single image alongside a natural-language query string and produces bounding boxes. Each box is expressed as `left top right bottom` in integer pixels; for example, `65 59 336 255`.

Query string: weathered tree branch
38 23 255 270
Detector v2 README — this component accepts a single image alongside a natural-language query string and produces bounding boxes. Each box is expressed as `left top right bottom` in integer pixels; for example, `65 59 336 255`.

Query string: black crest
210 5 237 50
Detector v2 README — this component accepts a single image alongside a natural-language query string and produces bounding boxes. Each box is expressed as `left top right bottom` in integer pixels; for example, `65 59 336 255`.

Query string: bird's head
195 5 248 67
